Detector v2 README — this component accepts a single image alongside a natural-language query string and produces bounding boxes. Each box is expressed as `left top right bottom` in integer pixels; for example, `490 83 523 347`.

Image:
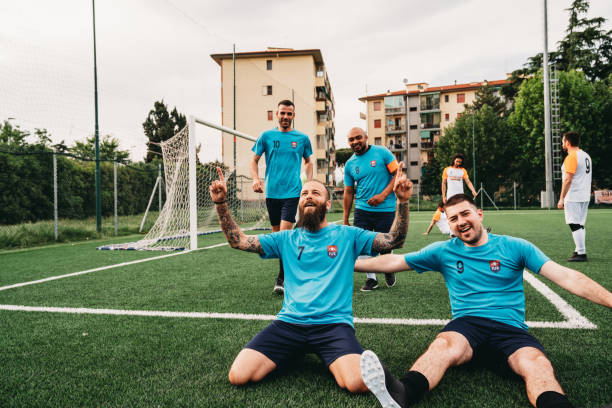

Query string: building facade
210 48 336 186
359 79 507 185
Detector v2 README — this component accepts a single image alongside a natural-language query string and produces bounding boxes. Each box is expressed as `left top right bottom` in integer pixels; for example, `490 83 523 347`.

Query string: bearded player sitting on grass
355 194 612 408
209 164 413 393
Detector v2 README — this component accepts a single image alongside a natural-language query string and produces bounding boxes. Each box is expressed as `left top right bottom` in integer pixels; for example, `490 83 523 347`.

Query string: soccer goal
98 116 269 251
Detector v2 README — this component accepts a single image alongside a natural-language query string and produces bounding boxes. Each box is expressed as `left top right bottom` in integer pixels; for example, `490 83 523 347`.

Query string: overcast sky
1 0 610 163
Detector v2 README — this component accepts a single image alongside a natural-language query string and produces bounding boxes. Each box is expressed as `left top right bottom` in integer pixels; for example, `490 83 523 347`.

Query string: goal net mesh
99 122 268 250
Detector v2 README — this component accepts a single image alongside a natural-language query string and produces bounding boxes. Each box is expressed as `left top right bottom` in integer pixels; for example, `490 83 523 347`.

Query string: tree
334 148 353 166
0 121 29 147
71 134 130 162
466 84 507 116
143 100 186 163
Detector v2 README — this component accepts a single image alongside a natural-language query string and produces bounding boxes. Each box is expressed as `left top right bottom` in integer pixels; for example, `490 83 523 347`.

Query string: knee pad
568 224 583 232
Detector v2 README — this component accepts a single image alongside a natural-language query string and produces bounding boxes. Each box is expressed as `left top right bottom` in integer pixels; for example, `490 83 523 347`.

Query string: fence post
513 181 517 210
53 148 58 240
158 163 162 212
114 159 118 236
480 182 483 209
417 184 420 212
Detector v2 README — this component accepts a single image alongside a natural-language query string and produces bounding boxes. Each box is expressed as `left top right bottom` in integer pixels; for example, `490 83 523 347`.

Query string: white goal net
98 118 269 250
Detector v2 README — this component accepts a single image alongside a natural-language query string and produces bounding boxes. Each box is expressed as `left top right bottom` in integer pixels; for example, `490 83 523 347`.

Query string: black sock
381 365 408 408
278 259 284 281
399 371 429 406
536 391 574 408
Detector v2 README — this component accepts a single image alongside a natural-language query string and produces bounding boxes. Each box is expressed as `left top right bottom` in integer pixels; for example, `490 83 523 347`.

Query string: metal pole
188 115 198 250
514 181 517 210
542 0 554 207
53 148 58 240
480 182 484 209
114 159 118 236
232 44 237 214
92 0 101 232
158 163 162 212
472 108 476 186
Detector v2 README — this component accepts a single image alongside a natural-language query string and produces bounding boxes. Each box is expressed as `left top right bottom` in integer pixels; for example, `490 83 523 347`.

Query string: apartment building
359 79 507 185
210 48 336 186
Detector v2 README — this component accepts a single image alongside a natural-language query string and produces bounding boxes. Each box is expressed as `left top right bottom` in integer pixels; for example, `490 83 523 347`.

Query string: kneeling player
423 201 450 236
209 164 413 391
356 194 612 408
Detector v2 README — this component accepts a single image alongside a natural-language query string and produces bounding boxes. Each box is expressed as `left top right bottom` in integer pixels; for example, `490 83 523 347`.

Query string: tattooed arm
371 162 413 253
209 166 264 255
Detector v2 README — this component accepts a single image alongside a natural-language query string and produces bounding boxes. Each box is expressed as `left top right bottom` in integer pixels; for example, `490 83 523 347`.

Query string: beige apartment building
359 79 508 185
210 48 336 186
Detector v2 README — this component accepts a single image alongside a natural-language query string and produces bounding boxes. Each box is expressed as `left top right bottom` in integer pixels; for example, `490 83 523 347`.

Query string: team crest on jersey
456 261 464 274
370 160 376 167
292 141 297 148
489 260 501 272
355 166 359 174
327 245 337 258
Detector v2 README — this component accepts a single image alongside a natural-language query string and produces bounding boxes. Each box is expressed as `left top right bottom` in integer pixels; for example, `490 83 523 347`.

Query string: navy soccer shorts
354 208 395 254
245 320 364 367
441 315 546 358
266 197 299 226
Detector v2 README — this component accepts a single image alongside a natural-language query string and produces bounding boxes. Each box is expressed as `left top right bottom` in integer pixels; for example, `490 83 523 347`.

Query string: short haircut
451 153 465 165
277 99 295 109
444 193 477 210
563 131 580 147
303 179 330 200
437 200 445 209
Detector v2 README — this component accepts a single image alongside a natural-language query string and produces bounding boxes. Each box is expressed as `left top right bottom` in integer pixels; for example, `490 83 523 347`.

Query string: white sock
572 228 586 255
359 255 377 281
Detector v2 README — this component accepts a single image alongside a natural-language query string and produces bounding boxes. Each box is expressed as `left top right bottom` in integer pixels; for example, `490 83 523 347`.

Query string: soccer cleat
360 350 406 408
273 277 284 294
385 273 396 288
567 253 588 262
486 226 492 233
361 278 379 292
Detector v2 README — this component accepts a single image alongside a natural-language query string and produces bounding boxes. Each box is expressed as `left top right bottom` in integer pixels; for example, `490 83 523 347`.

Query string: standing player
250 100 313 294
343 127 399 292
355 194 612 408
209 164 413 392
423 201 450 236
557 132 592 262
441 153 477 203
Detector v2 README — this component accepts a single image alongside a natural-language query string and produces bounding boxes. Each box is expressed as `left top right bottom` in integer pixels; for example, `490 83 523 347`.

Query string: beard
458 224 484 245
296 202 326 231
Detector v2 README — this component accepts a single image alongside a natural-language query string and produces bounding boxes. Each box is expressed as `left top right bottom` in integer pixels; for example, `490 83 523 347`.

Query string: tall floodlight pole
542 0 554 207
92 0 101 232
472 108 476 187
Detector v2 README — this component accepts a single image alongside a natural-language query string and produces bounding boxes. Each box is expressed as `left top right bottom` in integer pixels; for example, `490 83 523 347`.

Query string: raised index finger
216 166 225 183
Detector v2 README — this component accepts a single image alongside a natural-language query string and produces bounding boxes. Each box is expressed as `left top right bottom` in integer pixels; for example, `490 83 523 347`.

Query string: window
373 101 381 111
409 106 417 111
457 93 465 103
444 95 449 102
445 113 450 121
374 119 381 128
317 159 327 174
410 143 418 148
457 113 463 119
410 161 418 166
411 179 419 184
374 137 382 145
262 85 273 96
410 124 417 129
266 60 272 70
267 111 273 121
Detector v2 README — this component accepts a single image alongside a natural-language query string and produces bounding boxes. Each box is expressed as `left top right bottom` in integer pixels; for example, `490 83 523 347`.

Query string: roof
359 79 509 101
210 48 324 66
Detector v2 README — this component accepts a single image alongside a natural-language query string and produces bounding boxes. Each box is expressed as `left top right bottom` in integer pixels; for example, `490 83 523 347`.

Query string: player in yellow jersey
557 132 592 262
441 153 477 203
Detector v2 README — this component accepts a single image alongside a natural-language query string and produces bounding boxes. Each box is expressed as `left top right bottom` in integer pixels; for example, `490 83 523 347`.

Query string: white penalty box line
0 238 597 329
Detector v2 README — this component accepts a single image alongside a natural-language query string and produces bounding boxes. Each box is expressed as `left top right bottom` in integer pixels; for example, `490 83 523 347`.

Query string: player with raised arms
250 99 313 294
355 194 612 408
210 163 413 392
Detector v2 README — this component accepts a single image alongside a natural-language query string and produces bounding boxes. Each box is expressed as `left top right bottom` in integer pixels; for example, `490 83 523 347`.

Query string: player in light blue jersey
250 100 313 294
209 163 413 394
354 194 612 408
343 127 399 292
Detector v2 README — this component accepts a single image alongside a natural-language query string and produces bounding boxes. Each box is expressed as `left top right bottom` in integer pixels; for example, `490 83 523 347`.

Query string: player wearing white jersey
441 153 477 203
423 201 451 235
557 132 592 262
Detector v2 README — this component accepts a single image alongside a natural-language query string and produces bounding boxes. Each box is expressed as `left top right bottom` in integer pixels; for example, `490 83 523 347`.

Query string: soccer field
0 209 610 407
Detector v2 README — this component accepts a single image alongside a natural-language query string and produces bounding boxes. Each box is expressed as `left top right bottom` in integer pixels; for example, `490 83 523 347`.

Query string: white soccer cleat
360 350 402 408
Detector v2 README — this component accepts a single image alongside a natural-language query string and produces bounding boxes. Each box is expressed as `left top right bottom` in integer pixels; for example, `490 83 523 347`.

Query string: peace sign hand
393 162 413 203
209 166 228 203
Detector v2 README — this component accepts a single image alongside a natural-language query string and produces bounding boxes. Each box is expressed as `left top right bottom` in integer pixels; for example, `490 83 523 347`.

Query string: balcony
420 123 440 130
385 125 405 134
315 100 327 112
420 141 438 150
419 104 440 112
385 107 406 115
387 143 405 152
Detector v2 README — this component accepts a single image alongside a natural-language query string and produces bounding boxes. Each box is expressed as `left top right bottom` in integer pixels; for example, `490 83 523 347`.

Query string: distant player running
442 153 477 203
343 127 399 292
557 132 592 262
250 100 313 294
423 201 450 236
210 164 413 392
356 194 612 408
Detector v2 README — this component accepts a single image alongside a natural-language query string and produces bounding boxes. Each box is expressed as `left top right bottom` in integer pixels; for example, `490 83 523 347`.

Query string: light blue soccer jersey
252 128 313 199
344 145 398 212
403 234 550 329
258 224 378 327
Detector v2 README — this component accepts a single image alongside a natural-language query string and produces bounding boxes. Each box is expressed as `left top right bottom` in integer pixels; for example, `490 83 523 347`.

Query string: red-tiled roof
359 79 509 101
210 49 324 65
